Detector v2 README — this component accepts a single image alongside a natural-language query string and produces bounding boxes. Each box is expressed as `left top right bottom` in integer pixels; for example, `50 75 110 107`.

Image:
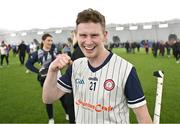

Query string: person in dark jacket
71 42 84 61
172 40 180 63
26 33 64 124
63 37 85 123
18 40 27 65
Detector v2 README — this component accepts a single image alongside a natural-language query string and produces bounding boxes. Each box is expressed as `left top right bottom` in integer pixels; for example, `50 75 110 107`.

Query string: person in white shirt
0 41 9 67
29 42 37 53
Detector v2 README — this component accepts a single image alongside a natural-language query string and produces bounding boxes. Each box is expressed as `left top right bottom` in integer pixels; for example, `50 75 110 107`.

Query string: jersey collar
88 52 113 72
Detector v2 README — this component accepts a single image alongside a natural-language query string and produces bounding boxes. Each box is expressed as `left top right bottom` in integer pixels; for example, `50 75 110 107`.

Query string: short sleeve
57 65 72 93
125 67 146 108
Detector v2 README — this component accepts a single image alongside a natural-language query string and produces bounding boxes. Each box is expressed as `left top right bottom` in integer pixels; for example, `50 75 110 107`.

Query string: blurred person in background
0 41 9 67
18 40 27 65
26 33 66 124
26 42 37 73
172 39 180 63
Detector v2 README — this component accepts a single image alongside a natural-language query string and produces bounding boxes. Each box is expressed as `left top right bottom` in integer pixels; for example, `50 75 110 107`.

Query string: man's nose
85 36 93 44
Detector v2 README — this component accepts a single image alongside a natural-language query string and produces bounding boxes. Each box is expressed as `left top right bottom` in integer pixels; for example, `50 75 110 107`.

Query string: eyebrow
79 33 99 36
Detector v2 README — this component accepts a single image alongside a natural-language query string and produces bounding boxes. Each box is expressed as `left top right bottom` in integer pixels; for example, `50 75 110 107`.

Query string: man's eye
91 34 98 37
80 35 86 37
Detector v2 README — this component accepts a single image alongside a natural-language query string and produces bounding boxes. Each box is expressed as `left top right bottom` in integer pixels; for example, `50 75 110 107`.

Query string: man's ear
104 31 108 43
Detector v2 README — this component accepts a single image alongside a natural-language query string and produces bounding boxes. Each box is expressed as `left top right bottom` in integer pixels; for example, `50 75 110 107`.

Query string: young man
43 9 152 123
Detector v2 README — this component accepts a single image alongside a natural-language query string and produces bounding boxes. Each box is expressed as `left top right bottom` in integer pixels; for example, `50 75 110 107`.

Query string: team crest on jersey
104 79 115 91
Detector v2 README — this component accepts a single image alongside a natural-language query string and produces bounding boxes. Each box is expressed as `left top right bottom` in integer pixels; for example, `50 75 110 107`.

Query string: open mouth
84 46 96 51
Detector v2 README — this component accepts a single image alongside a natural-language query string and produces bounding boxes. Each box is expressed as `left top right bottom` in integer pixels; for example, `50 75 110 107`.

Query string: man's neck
88 49 110 68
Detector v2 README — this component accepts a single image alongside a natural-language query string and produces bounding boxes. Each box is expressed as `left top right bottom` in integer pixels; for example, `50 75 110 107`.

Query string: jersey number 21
89 82 96 91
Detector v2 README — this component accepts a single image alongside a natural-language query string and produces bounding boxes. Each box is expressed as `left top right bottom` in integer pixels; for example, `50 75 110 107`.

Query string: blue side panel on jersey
125 67 145 104
58 65 72 89
57 80 72 90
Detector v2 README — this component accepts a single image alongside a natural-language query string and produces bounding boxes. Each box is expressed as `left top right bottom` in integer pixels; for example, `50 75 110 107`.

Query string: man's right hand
49 54 72 72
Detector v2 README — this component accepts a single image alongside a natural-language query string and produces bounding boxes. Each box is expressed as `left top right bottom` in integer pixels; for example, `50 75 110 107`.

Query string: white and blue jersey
26 49 57 78
57 52 146 124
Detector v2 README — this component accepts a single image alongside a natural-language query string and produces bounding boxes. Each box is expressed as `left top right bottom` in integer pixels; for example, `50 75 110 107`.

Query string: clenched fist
49 54 72 72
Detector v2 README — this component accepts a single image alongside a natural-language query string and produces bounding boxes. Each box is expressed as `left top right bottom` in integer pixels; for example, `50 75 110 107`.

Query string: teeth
85 46 94 50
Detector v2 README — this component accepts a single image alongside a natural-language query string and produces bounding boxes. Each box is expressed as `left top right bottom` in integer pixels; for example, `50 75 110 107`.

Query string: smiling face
76 22 108 59
42 36 53 50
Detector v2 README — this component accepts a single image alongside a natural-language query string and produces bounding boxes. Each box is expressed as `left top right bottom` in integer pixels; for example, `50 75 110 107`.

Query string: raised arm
42 54 72 104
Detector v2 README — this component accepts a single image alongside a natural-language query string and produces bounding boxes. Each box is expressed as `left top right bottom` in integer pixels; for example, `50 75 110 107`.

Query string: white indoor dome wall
1 21 180 45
